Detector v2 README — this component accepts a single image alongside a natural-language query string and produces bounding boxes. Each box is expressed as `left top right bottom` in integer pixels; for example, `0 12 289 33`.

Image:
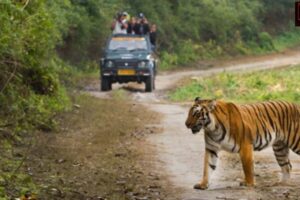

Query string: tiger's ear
208 100 216 111
194 97 201 103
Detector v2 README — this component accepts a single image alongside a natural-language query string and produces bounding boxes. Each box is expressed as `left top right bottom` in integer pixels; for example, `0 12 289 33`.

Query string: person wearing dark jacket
135 13 150 35
127 17 137 34
149 24 157 46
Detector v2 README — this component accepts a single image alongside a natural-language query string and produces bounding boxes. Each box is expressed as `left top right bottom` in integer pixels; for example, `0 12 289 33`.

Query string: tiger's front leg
194 148 218 190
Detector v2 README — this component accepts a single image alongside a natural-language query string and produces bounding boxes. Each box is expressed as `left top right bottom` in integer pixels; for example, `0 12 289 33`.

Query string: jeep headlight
138 61 147 68
105 60 114 68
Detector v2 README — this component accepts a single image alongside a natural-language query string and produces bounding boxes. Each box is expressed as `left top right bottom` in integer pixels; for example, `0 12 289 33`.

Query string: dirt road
91 50 300 200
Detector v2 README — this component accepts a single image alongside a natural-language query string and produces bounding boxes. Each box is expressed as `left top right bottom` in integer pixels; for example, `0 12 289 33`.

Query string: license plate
118 69 135 75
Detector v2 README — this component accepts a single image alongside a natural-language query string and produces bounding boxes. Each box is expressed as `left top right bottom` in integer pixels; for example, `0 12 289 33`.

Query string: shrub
258 32 275 50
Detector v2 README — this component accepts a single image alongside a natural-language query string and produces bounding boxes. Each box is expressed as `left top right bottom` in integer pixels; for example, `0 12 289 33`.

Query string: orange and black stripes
186 99 300 155
242 101 300 154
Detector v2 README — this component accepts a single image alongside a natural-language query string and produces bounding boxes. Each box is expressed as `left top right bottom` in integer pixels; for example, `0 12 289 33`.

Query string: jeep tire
145 75 154 92
101 77 112 91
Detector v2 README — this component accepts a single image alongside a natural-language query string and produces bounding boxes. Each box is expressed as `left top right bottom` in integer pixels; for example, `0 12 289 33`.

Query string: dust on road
88 50 300 199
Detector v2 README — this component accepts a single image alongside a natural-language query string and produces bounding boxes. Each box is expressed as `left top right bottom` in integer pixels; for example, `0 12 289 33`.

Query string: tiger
185 97 300 190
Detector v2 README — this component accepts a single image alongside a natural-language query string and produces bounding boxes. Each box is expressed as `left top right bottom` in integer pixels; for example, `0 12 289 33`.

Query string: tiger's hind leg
272 141 292 182
239 143 255 186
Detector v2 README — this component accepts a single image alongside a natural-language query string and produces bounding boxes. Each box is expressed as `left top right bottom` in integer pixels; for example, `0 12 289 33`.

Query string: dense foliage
121 0 297 68
0 1 70 132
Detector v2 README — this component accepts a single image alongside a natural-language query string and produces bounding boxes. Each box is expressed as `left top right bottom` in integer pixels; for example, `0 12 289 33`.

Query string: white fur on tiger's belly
221 133 240 153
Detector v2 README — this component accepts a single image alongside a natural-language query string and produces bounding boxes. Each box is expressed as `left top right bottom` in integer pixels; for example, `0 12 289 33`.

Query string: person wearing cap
111 11 128 34
138 13 144 19
123 12 130 21
134 13 150 35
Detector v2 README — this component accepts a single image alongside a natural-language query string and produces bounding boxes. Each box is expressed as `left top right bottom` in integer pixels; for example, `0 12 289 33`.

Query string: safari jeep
100 34 158 92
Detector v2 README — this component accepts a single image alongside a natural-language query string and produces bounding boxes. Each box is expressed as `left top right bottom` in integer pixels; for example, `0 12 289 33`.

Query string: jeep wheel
145 75 154 92
101 77 112 91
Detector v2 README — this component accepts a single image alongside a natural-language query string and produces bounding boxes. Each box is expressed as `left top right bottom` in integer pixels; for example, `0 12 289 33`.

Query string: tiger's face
185 97 216 134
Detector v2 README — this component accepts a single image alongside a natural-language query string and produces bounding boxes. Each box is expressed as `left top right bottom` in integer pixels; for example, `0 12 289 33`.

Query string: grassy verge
170 66 300 103
0 133 37 199
273 30 300 51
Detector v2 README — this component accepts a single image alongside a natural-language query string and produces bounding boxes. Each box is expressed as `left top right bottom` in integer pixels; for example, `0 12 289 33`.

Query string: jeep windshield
108 37 148 51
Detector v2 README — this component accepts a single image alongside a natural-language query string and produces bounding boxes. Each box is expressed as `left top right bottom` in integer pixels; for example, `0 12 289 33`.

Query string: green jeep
100 34 158 92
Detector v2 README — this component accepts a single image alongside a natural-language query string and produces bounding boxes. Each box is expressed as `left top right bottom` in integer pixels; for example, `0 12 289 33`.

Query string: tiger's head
185 97 217 134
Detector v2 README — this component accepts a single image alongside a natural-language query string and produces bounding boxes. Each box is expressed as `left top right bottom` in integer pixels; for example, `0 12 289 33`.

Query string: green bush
160 51 178 70
176 40 198 65
0 2 71 132
273 28 300 51
258 32 275 50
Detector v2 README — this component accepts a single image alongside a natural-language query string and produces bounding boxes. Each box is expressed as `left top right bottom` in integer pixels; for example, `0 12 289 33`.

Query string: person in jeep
111 12 128 34
150 23 157 47
135 13 150 35
127 17 137 34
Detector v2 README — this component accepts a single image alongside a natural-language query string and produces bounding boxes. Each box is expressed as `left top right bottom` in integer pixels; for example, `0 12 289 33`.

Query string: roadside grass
170 66 300 103
273 30 300 51
23 93 171 199
0 135 38 199
62 68 99 90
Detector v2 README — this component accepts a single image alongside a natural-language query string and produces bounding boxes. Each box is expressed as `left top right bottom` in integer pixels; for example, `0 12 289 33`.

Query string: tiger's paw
281 173 291 182
193 182 208 190
239 181 254 187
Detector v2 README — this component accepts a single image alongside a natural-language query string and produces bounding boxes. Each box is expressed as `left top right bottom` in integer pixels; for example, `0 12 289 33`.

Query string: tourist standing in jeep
127 17 138 34
135 13 150 35
150 24 157 47
111 12 128 34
